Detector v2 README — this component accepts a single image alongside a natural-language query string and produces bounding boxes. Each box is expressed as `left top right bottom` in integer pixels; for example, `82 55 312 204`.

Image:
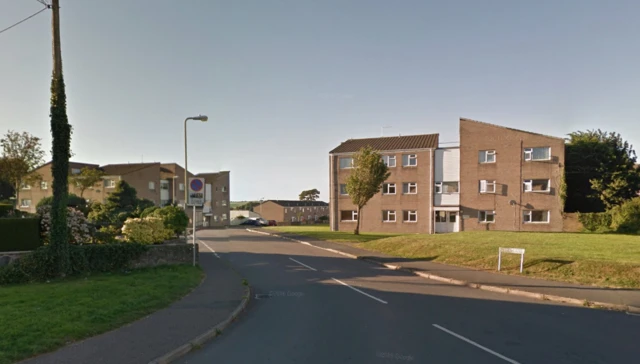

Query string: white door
435 211 459 233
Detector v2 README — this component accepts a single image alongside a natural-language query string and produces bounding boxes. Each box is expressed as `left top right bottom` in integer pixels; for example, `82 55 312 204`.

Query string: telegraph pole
51 0 62 77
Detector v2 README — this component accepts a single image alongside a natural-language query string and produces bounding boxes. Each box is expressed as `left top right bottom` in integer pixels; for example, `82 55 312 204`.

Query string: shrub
577 212 612 232
0 203 13 218
93 225 120 244
236 215 246 220
37 194 88 215
0 218 42 252
151 205 189 237
609 197 640 234
140 206 159 218
318 215 329 222
122 217 173 244
0 243 149 285
38 205 94 245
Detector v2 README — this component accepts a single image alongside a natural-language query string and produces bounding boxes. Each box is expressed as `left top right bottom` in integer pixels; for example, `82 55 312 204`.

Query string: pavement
181 229 640 364
20 237 248 364
264 229 640 311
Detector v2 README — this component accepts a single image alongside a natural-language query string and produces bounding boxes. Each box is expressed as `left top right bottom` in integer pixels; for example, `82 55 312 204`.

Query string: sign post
498 247 525 273
188 178 205 267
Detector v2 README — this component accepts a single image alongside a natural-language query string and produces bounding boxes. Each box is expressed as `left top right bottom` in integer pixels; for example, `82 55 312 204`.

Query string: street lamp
260 197 265 217
184 115 208 266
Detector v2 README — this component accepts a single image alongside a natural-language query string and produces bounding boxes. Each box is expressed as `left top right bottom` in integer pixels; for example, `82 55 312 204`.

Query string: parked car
239 219 261 226
268 220 277 226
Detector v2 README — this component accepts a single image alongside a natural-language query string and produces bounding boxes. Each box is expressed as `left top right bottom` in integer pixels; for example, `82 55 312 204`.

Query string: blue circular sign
190 179 204 192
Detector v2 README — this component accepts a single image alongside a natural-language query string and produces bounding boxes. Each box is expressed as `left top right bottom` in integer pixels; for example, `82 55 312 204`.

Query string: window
21 199 31 208
435 181 459 194
222 186 227 192
339 184 348 195
71 168 81 175
523 179 550 193
149 181 155 190
382 183 396 194
382 155 396 167
215 187 219 191
339 157 354 169
284 208 288 213
478 211 495 223
314 206 317 210
21 182 31 190
40 181 48 190
160 182 169 190
222 200 227 206
104 179 116 188
402 154 417 167
179 183 185 191
479 150 496 163
340 210 357 221
479 180 496 193
222 213 227 220
291 216 296 222
382 210 396 222
213 215 219 222
308 215 312 221
403 210 417 222
523 210 550 223
402 182 417 194
524 147 551 161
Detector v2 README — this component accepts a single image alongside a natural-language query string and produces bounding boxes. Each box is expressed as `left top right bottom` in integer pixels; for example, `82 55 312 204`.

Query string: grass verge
266 226 640 288
0 265 202 364
266 225 401 243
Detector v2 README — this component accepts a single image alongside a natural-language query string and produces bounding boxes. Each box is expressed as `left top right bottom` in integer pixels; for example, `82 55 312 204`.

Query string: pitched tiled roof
266 200 328 207
100 163 159 176
330 134 439 154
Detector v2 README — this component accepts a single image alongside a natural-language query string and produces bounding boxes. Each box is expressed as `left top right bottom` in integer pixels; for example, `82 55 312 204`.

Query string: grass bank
266 225 401 243
0 265 202 364
266 226 640 288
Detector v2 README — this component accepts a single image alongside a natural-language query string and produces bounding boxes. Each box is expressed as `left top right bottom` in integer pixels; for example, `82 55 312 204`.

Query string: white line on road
331 278 388 304
627 312 640 317
198 240 220 258
288 257 317 271
432 324 521 364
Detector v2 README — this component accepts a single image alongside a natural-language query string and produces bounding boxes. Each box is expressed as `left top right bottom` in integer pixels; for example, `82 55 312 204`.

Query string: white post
498 249 502 271
520 253 524 273
192 205 196 266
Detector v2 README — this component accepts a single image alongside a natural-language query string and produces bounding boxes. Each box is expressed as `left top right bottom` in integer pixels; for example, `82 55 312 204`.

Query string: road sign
498 247 526 273
188 177 205 206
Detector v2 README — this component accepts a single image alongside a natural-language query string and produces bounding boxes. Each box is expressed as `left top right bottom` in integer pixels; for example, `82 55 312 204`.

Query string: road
181 229 639 364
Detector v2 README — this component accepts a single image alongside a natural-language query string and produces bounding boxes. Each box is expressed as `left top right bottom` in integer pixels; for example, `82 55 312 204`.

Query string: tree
299 188 320 201
565 130 640 212
233 201 259 211
152 205 189 238
0 131 46 205
69 167 104 198
346 146 390 235
37 193 87 215
106 180 138 209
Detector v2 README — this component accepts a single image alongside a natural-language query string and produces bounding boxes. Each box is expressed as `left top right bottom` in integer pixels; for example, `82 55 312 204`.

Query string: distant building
254 200 329 224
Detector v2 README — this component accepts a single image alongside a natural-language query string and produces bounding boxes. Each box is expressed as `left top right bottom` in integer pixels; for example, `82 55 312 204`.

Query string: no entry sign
188 177 205 206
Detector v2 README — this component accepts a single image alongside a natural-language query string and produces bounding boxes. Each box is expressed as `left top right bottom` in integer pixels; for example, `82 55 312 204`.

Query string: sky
2 0 639 202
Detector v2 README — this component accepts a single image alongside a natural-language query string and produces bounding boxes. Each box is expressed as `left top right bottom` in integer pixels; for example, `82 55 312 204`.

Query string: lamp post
184 115 208 266
260 197 264 217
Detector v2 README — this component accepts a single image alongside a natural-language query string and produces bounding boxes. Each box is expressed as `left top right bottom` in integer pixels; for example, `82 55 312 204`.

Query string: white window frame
291 216 296 222
478 210 495 223
149 181 155 190
524 147 551 161
402 154 418 167
479 150 496 164
105 179 116 189
222 186 227 192
21 182 31 190
523 210 550 224
402 182 417 194
40 181 48 190
213 215 219 222
20 199 31 208
479 180 496 194
339 184 348 195
382 183 396 195
523 179 551 193
222 200 227 206
403 210 418 222
222 213 227 220
179 183 185 191
436 181 459 194
382 210 396 222
284 208 288 213
340 210 358 222
382 155 396 168
71 168 81 175
339 157 354 169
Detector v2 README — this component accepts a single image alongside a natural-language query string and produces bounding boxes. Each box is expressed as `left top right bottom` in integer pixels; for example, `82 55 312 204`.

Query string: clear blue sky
2 0 639 201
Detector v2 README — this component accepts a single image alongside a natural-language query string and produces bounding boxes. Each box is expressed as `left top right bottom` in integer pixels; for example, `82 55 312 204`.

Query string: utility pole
52 0 62 77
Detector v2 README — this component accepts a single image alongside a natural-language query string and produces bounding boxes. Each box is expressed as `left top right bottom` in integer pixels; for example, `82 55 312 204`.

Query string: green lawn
0 265 202 364
266 226 640 288
266 225 402 243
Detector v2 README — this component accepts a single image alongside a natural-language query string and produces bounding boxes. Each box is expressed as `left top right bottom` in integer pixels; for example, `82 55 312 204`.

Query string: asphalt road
181 229 640 364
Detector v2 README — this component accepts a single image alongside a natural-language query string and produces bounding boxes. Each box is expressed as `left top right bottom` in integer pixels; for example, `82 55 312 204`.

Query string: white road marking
626 312 640 317
288 257 317 271
331 278 388 304
432 324 521 364
198 240 220 258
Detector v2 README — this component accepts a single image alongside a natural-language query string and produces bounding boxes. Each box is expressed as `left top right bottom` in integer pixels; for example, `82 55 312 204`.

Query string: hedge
0 204 12 218
0 218 42 252
577 212 612 232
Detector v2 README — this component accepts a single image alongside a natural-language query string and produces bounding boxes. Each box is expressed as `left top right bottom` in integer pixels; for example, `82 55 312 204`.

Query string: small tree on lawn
69 167 104 198
346 146 390 235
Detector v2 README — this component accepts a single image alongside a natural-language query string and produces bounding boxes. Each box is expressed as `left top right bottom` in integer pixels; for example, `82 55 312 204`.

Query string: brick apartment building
329 118 566 233
255 200 329 224
18 161 231 227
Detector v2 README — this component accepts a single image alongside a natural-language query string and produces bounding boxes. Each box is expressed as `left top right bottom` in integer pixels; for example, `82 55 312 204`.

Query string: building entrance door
435 211 459 233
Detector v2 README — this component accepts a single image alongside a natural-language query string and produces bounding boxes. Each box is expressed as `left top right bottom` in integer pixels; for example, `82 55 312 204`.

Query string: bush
151 205 189 237
0 218 42 252
0 203 13 218
0 243 149 285
93 225 120 244
140 206 159 218
37 194 88 215
236 215 246 220
609 197 640 234
318 215 329 222
122 217 173 244
577 212 612 232
38 205 94 245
